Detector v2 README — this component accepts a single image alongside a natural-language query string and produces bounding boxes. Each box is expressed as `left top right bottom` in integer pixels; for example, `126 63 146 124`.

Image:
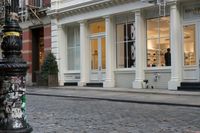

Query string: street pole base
0 124 32 133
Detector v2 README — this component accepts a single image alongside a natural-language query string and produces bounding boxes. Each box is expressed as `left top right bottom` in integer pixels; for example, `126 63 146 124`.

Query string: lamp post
0 0 32 132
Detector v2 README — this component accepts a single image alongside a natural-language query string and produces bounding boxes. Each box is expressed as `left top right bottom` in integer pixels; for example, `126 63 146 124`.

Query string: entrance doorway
32 27 44 83
90 36 106 81
182 23 199 81
89 20 106 82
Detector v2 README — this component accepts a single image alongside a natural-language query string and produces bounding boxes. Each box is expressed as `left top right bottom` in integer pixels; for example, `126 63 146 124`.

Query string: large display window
146 16 170 67
183 24 196 66
116 22 135 68
67 25 80 70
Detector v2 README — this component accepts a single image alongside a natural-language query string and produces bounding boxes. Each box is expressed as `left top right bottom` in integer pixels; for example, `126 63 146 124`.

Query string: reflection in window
67 26 80 70
91 39 98 70
183 25 196 66
116 22 135 68
90 38 106 70
147 16 170 67
101 38 106 69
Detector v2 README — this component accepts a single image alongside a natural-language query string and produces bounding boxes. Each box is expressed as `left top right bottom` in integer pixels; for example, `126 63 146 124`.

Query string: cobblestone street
27 95 200 133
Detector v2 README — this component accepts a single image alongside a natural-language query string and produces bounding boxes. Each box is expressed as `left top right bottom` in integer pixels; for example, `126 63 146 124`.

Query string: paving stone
26 95 200 133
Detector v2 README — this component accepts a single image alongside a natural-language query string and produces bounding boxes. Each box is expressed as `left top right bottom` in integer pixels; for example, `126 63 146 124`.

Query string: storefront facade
48 0 200 90
182 2 200 83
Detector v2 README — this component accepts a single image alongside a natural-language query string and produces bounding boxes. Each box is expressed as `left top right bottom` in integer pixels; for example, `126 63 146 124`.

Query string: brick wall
22 29 32 74
44 24 51 54
22 24 51 85
28 0 34 6
43 0 51 7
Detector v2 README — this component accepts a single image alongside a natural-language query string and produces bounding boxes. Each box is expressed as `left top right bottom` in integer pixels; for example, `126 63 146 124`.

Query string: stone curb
45 86 200 97
27 92 200 108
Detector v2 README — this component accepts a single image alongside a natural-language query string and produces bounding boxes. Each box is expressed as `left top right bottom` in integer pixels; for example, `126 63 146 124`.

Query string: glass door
182 24 199 81
90 37 106 81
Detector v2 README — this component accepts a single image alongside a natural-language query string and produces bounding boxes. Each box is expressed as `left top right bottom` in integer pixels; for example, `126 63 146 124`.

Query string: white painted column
57 25 66 86
168 2 182 90
132 10 145 89
78 21 90 86
51 19 62 85
103 16 115 87
51 19 59 63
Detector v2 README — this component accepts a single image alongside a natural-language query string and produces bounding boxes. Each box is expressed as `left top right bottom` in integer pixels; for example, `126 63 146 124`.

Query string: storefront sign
183 4 200 20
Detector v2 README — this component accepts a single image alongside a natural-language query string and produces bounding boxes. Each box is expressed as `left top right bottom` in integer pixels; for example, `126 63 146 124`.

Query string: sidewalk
27 86 200 107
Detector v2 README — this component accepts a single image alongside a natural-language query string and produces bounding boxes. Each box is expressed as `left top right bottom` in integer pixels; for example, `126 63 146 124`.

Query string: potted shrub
40 52 59 87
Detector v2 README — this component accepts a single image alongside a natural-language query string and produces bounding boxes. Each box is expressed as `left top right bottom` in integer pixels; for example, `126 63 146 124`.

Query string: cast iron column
0 0 32 132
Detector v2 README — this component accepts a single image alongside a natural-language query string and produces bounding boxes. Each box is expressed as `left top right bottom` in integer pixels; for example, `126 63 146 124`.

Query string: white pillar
78 21 90 86
103 16 115 87
132 10 145 89
168 2 182 90
57 25 66 86
51 19 66 86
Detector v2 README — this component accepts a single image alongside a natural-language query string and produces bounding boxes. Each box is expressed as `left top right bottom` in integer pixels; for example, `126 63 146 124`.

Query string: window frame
67 25 80 71
183 24 197 66
116 21 136 69
146 16 170 68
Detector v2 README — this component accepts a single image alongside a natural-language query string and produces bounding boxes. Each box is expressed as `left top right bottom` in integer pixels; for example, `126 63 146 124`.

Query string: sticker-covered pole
0 0 32 132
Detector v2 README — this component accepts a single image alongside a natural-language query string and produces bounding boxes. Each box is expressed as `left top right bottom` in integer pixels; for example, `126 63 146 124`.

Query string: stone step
64 82 78 86
180 82 200 87
178 86 200 91
86 83 103 87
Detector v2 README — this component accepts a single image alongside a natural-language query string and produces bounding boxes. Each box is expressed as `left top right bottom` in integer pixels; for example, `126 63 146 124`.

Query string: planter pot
36 72 48 86
48 74 58 87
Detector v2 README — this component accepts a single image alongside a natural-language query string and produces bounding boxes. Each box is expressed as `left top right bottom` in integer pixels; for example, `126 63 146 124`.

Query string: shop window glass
91 39 98 70
101 37 106 69
183 25 196 66
89 20 105 34
116 22 135 68
67 26 80 70
147 16 170 67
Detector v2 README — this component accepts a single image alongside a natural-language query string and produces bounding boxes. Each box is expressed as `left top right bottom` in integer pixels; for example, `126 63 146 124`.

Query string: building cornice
47 0 134 18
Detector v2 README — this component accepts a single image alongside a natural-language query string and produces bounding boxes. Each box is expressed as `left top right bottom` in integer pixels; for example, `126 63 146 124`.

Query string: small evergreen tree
41 52 58 80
